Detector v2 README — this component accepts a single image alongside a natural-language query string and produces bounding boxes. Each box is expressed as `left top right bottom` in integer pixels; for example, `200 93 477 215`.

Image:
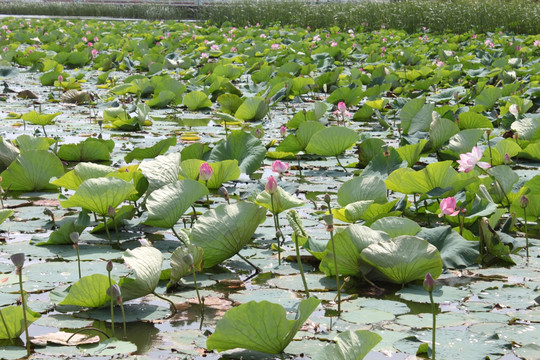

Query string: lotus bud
43 208 53 217
183 254 194 266
337 101 347 113
107 206 116 218
272 160 289 174
520 195 529 209
10 253 25 270
503 153 512 164
199 162 213 182
275 229 282 238
218 186 229 201
254 127 263 139
107 284 122 304
265 176 278 195
509 104 519 118
423 272 436 292
106 260 113 272
69 232 79 245
58 75 63 83
324 193 331 205
279 125 287 137
344 276 351 283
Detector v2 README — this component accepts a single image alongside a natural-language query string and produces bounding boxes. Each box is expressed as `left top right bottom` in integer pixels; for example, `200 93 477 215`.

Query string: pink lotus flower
534 40 540 47
201 52 209 59
280 125 287 137
457 146 491 173
265 176 278 195
199 162 213 181
333 101 352 119
272 160 289 174
439 197 459 217
210 44 220 51
58 75 63 83
91 49 98 58
271 43 280 50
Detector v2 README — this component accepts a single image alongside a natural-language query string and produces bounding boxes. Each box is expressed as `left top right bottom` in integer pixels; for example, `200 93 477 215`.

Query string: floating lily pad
76 303 170 323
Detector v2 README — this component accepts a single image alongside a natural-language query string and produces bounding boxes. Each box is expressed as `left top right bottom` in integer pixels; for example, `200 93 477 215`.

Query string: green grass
0 0 539 34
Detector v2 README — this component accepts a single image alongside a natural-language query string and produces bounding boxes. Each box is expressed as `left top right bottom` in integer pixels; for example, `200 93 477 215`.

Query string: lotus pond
0 17 540 360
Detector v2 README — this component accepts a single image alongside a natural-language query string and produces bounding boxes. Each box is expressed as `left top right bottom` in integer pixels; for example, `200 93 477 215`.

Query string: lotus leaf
255 186 304 214
400 98 434 134
359 236 443 285
371 217 421 238
305 126 359 156
60 177 137 216
14 135 54 153
395 140 428 167
144 179 208 229
0 306 40 340
337 175 387 206
458 112 493 130
57 138 114 162
208 130 266 175
58 274 115 308
276 121 325 154
332 201 375 223
37 210 90 246
511 117 540 141
0 137 19 170
51 163 114 190
429 115 460 150
21 111 61 126
320 224 389 277
315 330 382 360
0 150 64 191
178 159 241 189
474 86 502 110
124 136 176 163
119 247 163 301
206 297 321 354
168 243 204 288
234 96 269 121
0 210 13 226
139 152 180 195
190 202 267 268
183 90 212 111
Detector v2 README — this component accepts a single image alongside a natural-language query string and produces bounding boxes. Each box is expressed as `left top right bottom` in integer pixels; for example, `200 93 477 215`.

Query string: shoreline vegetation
0 0 539 34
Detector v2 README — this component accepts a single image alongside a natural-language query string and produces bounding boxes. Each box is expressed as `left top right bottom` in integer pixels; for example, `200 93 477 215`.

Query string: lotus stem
524 206 529 260
119 301 127 340
205 180 210 207
296 154 303 178
152 292 177 316
171 227 187 245
294 236 310 298
66 327 110 343
18 270 31 357
75 246 81 279
487 132 493 167
429 291 437 360
335 155 348 173
192 270 202 307
236 253 261 273
270 193 281 265
103 215 112 247
107 270 115 337
190 205 198 221
325 199 341 315
42 125 47 138
113 217 120 247
0 308 13 344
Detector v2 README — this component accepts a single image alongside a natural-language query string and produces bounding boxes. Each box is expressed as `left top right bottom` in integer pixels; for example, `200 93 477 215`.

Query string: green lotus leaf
217 93 243 114
395 139 428 167
362 147 408 179
429 115 460 150
489 139 522 166
360 200 401 225
57 138 114 162
181 142 211 161
14 135 55 153
178 159 241 189
37 210 90 245
59 274 115 308
255 186 304 215
416 226 479 269
21 111 61 126
353 105 374 121
326 86 363 106
147 90 176 108
510 193 540 221
474 86 502 111
139 152 181 195
208 130 266 175
144 180 208 229
183 90 212 111
190 202 267 268
320 224 389 277
385 161 466 195
357 138 386 167
400 97 434 134
370 217 421 238
234 96 269 121
78 338 137 356
51 163 115 190
119 247 163 301
0 306 40 340
488 165 519 199
168 243 204 288
458 112 493 130
511 117 540 141
207 297 321 354
0 209 13 226
445 128 485 156
519 141 540 161
0 137 19 170
360 236 443 285
0 150 64 191
315 330 382 360
338 175 387 207
60 177 137 216
305 126 359 157
286 102 327 129
124 136 176 163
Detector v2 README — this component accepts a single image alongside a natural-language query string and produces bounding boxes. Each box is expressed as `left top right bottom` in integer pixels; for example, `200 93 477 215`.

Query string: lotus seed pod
10 253 25 269
69 232 79 244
